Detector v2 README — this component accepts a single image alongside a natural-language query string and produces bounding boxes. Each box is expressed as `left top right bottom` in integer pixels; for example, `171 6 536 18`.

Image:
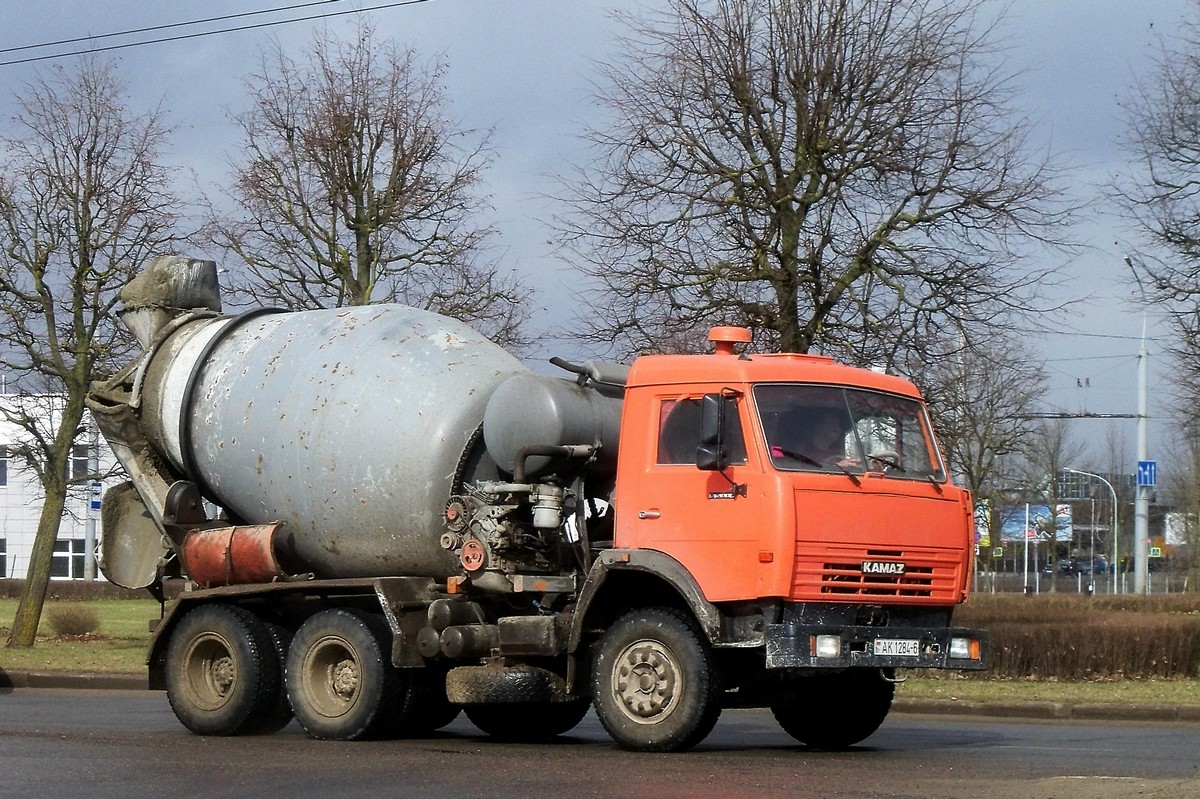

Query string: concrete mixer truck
86 255 988 752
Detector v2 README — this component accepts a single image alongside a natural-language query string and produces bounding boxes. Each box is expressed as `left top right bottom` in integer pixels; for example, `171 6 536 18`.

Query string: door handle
637 509 661 520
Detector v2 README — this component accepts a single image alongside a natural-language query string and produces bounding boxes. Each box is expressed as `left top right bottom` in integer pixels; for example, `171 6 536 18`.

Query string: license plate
873 638 920 657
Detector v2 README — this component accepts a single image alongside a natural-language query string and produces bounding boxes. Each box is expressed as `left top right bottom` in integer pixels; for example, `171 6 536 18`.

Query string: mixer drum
139 304 528 579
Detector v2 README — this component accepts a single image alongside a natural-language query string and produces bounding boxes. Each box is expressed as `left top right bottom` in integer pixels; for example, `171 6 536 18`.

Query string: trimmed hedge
0 579 174 601
954 594 1200 680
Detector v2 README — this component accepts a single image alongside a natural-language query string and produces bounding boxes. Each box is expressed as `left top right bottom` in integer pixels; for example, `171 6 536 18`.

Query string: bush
951 594 1200 680
46 604 102 637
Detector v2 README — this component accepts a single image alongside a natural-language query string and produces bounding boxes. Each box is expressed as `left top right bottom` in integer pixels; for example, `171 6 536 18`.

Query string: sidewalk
4 669 1200 723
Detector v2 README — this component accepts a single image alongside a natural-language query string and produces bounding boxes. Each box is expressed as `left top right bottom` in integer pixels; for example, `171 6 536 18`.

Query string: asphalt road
2 688 1198 799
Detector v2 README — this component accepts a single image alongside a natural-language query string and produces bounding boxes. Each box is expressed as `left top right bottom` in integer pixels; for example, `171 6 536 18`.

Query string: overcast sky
1 0 1195 472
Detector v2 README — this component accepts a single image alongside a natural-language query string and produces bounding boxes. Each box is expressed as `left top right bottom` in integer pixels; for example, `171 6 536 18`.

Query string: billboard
996 504 1073 543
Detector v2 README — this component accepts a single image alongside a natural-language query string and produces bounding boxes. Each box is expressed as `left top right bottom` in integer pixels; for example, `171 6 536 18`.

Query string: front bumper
764 622 990 670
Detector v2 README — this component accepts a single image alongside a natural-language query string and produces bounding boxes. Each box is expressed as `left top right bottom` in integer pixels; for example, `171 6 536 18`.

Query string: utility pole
1126 255 1151 594
1133 311 1150 593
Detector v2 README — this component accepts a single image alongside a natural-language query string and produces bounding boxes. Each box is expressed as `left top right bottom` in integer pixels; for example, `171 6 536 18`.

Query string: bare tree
920 339 1047 503
1119 10 1200 422
557 0 1071 361
207 21 528 347
1162 428 1200 592
0 59 178 647
917 337 1047 582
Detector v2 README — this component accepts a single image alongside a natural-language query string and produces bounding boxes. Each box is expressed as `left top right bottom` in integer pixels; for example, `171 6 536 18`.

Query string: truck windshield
755 384 945 481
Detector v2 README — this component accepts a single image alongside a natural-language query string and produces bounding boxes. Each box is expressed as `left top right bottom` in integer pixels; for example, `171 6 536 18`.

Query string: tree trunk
5 481 68 647
6 400 81 649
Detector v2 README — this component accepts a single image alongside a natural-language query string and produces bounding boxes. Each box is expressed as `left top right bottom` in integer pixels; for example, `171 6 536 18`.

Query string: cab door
614 392 774 601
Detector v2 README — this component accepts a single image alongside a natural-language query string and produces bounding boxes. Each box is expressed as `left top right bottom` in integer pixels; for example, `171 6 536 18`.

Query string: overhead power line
1023 412 1139 420
0 1 343 56
0 0 434 68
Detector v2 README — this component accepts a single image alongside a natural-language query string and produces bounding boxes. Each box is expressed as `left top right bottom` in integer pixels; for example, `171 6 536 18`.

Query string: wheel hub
331 659 359 700
210 656 235 696
613 641 678 721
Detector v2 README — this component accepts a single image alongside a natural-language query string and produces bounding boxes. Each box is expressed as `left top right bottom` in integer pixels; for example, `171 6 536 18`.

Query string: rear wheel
165 603 283 736
771 669 895 749
390 668 461 736
247 621 294 734
285 609 403 740
591 607 722 752
464 701 590 741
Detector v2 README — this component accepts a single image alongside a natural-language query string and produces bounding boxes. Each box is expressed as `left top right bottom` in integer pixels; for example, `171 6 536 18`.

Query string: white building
0 395 120 581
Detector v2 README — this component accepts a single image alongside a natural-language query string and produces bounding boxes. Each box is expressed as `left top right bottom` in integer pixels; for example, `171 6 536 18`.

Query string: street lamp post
1064 468 1118 595
1089 497 1095 593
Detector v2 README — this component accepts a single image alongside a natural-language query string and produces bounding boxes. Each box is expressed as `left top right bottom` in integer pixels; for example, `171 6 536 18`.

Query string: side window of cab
657 397 747 465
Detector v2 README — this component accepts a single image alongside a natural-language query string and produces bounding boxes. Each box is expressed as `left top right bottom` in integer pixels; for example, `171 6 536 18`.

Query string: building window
0 537 7 579
51 538 86 579
0 445 7 487
71 444 90 481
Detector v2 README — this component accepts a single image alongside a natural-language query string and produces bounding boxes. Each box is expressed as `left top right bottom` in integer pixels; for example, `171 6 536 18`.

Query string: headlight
814 634 842 659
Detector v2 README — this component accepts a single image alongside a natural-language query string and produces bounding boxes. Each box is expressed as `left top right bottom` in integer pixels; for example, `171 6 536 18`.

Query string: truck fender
567 549 722 653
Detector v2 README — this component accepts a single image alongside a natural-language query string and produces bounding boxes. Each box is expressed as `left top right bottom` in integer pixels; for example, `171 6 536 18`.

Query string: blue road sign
1137 460 1157 487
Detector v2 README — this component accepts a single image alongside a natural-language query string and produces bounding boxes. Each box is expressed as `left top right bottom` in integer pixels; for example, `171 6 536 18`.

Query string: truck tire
446 664 571 704
389 668 461 736
285 608 403 740
591 607 722 752
165 603 284 736
248 621 295 734
464 701 590 741
771 669 895 749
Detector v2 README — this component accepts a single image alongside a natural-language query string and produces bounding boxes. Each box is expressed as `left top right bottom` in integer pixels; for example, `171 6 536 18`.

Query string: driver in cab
769 406 860 470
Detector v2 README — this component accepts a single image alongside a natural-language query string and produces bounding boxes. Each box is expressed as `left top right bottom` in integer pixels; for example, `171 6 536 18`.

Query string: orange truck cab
586 326 988 683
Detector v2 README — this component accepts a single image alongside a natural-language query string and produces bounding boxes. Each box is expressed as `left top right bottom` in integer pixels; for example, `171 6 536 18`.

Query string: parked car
1048 556 1107 576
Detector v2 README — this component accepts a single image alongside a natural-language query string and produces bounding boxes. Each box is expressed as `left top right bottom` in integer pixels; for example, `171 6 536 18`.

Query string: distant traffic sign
1136 460 1157 487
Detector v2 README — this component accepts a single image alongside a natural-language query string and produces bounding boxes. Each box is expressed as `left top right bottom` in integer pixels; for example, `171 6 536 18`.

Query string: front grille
820 561 934 595
792 545 963 602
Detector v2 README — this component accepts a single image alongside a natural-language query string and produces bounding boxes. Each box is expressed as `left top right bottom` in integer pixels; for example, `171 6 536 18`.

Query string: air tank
482 371 623 480
135 295 529 580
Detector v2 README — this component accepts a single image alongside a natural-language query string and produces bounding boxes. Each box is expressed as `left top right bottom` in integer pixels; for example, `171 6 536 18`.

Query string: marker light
949 636 981 660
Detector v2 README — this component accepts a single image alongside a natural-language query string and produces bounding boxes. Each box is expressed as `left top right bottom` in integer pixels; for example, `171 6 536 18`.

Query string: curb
0 671 147 691
892 697 1200 723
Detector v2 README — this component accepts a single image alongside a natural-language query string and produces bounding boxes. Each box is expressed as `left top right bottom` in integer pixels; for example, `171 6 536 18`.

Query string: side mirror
697 393 726 471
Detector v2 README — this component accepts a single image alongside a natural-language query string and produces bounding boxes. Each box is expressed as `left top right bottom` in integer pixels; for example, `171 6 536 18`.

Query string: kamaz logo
862 561 906 575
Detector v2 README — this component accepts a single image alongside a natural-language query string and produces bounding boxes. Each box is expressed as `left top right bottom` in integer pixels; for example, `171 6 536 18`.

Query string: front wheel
591 607 722 752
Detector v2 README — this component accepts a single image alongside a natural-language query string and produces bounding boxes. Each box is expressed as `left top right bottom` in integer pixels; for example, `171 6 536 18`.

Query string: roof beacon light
707 326 752 356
